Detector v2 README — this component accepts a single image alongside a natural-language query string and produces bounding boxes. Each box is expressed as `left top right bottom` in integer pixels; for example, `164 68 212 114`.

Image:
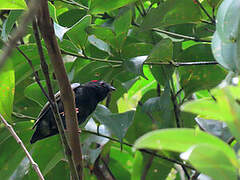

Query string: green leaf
147 38 174 84
88 35 111 55
141 0 201 30
1 10 23 41
181 144 238 180
133 128 236 161
82 119 110 165
93 105 135 143
178 44 227 96
24 80 59 107
48 1 57 22
67 15 91 49
131 151 143 180
183 86 240 142
123 56 148 79
0 0 27 10
89 0 137 14
58 9 86 28
122 43 153 59
86 26 118 49
10 44 49 85
141 85 172 112
0 122 33 179
113 7 132 35
216 0 240 43
0 59 15 122
207 0 222 8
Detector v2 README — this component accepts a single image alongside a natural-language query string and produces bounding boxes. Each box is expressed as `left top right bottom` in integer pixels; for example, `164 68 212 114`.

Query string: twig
0 114 45 180
135 3 144 17
141 154 154 180
139 0 147 16
182 165 190 180
194 0 215 25
191 172 200 180
37 0 83 178
59 0 89 10
20 21 79 180
12 112 37 120
0 0 39 69
152 28 212 42
61 50 218 67
16 46 51 103
82 130 195 170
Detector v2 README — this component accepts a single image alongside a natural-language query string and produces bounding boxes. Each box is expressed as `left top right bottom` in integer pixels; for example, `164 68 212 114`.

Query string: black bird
30 80 115 144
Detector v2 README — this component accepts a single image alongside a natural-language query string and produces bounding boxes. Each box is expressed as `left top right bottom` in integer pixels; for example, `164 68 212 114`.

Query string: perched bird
30 80 115 144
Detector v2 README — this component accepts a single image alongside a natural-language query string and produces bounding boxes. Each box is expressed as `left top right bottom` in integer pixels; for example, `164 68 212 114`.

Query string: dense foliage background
1 0 240 179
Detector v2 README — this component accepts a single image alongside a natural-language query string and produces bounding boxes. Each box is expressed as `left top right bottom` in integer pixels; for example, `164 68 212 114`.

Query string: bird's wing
32 83 81 129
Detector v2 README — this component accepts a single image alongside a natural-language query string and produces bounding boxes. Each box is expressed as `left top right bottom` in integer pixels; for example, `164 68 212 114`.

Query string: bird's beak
110 86 116 91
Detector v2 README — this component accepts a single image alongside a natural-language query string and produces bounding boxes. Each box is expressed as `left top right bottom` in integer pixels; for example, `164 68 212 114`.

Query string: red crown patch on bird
91 80 98 82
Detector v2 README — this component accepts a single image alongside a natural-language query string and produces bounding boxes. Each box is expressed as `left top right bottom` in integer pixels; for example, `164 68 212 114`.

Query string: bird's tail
30 126 58 144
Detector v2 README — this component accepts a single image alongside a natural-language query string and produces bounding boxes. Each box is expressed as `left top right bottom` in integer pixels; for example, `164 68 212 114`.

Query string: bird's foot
59 108 79 117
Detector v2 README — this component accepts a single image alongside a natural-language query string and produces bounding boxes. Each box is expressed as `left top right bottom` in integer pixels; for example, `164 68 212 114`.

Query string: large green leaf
133 128 236 161
183 87 240 142
89 0 137 14
0 0 27 9
216 0 240 43
10 44 49 85
1 10 23 41
123 56 148 79
0 122 33 179
24 80 59 107
67 15 91 49
146 38 174 85
141 0 201 30
181 144 238 180
178 44 227 96
0 59 15 122
93 104 135 143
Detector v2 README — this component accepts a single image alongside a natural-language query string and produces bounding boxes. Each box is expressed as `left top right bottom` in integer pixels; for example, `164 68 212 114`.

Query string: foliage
1 0 240 179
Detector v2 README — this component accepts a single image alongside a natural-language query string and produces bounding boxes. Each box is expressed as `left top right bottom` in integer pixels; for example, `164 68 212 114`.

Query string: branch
61 50 218 67
37 0 83 179
141 154 154 180
152 28 211 43
0 0 39 69
82 130 195 170
59 0 89 10
0 114 45 180
17 31 79 180
194 0 215 25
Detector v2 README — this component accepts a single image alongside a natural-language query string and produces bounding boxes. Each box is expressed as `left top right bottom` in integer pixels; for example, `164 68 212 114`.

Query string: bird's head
84 80 115 102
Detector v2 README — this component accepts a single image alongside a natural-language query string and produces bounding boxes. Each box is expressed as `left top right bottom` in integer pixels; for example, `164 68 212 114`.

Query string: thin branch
18 24 79 180
135 3 144 17
61 50 219 67
152 28 212 43
139 0 147 16
12 112 37 120
182 165 190 180
16 46 51 104
141 154 154 180
59 0 89 10
0 0 39 69
194 0 215 25
38 0 83 178
0 114 45 180
82 130 195 170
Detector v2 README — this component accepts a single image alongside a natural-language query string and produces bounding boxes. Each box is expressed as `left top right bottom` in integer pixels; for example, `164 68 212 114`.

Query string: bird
30 80 115 144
